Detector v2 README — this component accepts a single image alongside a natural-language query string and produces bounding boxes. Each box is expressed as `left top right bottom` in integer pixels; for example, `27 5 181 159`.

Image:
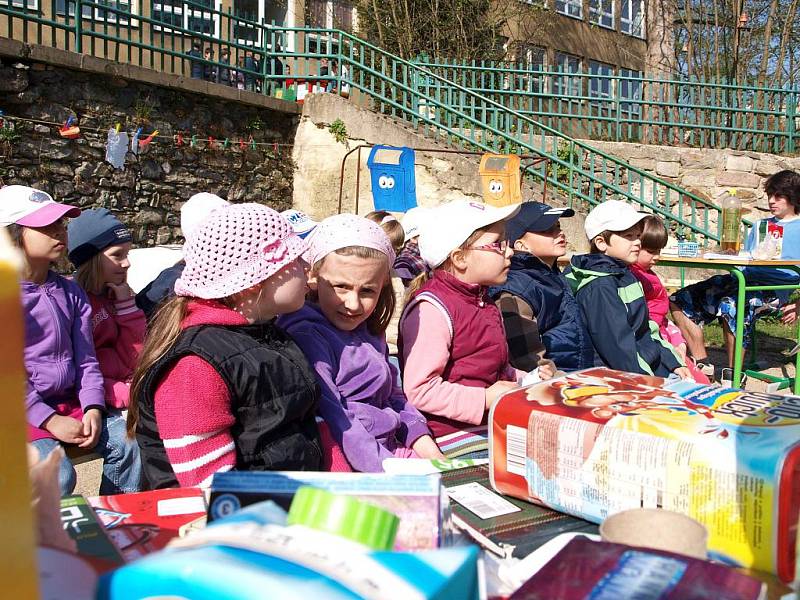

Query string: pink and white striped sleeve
153 355 237 488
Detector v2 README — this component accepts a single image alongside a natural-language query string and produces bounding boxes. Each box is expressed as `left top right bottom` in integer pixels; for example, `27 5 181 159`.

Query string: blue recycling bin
367 145 417 212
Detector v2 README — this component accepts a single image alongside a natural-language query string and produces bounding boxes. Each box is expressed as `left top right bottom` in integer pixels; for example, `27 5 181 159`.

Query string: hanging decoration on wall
366 145 417 212
59 116 80 139
105 127 129 170
0 113 305 168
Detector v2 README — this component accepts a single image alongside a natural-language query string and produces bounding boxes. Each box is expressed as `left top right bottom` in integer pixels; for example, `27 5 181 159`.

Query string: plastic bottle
720 188 743 253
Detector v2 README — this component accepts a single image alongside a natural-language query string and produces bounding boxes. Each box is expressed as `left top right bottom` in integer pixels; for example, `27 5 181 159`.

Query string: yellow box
479 154 522 207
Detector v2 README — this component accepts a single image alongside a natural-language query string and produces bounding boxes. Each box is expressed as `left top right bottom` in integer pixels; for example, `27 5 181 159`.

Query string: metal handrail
0 5 729 241
415 59 800 154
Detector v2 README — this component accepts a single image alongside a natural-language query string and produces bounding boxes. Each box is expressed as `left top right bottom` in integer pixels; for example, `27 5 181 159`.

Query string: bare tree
673 0 800 86
354 0 554 62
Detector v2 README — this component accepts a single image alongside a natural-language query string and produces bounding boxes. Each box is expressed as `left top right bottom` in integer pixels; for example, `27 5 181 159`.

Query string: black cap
505 201 575 243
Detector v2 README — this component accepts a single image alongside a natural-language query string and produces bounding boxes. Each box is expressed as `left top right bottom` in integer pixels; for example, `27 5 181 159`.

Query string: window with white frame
305 0 354 55
553 52 581 96
589 0 613 29
621 0 644 37
589 60 613 102
619 68 642 115
516 44 546 93
55 0 135 24
555 0 581 19
233 0 260 46
0 0 38 11
151 0 221 36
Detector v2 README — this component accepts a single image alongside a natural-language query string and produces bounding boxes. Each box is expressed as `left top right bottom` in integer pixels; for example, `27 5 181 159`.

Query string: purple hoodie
23 271 106 441
279 301 430 472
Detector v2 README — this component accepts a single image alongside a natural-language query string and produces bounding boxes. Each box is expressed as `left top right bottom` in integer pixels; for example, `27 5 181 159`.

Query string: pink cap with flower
306 213 396 266
175 203 306 299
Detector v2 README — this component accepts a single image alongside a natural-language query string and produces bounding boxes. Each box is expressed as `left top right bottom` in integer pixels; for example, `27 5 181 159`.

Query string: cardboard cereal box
489 367 800 582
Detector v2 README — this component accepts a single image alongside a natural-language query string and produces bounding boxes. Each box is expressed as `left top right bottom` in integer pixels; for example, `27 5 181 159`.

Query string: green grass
704 318 795 347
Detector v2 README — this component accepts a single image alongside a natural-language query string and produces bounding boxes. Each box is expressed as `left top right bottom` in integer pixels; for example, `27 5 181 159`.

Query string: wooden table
657 256 800 392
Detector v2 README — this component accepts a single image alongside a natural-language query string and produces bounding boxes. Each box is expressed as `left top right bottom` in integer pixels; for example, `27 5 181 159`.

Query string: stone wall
0 59 298 245
587 140 800 221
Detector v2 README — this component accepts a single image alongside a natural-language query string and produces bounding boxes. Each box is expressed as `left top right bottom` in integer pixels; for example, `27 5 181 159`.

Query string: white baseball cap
0 185 80 227
180 192 229 239
584 200 648 240
281 209 319 239
400 206 432 242
418 198 521 268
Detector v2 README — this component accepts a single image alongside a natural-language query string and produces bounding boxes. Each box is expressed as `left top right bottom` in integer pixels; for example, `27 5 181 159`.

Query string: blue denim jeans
31 411 142 496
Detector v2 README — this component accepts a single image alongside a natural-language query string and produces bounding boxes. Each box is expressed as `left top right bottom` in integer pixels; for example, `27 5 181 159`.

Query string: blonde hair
312 245 395 335
364 210 405 253
74 253 107 296
127 295 190 437
404 227 486 301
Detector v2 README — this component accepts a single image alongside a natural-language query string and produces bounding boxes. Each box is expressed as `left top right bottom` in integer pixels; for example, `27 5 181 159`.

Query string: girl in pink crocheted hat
128 203 322 489
279 213 444 472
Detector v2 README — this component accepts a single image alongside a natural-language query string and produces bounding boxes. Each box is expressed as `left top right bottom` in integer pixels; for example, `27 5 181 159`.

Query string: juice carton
489 367 800 582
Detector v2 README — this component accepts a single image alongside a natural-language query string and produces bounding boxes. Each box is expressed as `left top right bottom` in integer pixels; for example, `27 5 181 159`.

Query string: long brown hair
74 253 107 295
404 227 487 302
126 295 190 437
312 246 395 335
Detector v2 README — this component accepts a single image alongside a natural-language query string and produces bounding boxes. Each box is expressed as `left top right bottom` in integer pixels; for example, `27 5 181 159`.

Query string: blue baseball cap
505 201 574 242
67 208 132 268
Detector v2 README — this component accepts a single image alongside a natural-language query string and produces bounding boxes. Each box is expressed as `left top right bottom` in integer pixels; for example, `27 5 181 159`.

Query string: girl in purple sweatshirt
279 214 443 472
0 185 141 495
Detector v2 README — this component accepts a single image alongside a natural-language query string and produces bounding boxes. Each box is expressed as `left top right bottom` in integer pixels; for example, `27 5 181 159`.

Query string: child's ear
513 239 528 253
593 235 608 252
307 272 319 292
449 248 469 271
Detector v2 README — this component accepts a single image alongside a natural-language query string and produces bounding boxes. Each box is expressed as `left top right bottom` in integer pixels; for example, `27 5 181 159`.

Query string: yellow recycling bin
480 154 522 207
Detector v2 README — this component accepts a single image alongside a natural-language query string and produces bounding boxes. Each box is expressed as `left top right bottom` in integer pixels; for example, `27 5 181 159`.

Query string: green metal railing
416 59 800 155
0 1 725 242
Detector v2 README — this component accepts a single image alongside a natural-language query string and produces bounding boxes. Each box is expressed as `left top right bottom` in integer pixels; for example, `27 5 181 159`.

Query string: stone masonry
0 58 298 245
588 140 800 222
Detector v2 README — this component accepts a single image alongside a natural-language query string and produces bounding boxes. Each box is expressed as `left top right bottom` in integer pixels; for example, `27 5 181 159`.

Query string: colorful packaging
489 367 800 582
208 471 447 551
509 536 765 599
99 495 481 600
88 487 207 561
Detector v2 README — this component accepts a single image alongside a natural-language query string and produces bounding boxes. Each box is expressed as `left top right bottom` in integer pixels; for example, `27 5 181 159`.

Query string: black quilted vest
136 323 321 489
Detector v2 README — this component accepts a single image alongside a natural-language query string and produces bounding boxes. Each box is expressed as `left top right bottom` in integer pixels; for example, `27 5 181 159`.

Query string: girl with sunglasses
399 198 546 436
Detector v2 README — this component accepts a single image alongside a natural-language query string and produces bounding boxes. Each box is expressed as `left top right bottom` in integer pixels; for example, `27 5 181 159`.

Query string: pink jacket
630 263 669 330
88 293 146 409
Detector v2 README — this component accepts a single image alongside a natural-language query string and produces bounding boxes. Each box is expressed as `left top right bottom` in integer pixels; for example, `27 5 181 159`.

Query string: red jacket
88 293 146 409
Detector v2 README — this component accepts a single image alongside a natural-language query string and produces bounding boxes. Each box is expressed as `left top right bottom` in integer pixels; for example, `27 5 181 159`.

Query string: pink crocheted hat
306 213 396 266
175 203 307 299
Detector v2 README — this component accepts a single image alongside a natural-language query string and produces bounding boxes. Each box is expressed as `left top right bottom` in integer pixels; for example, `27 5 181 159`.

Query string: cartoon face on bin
367 145 417 212
377 174 396 190
480 154 522 207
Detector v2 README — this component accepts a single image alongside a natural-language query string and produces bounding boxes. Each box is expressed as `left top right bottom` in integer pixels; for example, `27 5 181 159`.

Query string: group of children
6 169 799 493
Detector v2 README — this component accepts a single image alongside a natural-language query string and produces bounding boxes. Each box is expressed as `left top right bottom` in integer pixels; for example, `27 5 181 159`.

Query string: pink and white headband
306 213 396 266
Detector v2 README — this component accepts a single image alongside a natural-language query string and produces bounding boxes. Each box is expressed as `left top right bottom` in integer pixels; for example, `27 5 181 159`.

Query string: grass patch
704 318 797 348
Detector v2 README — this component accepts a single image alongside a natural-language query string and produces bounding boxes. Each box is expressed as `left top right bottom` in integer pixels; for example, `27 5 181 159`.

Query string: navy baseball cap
505 201 575 242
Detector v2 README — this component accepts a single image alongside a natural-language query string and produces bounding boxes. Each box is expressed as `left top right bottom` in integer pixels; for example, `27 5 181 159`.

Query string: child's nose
504 245 513 258
343 292 360 311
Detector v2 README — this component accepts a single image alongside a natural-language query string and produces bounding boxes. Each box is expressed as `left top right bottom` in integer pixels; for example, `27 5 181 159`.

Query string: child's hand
107 282 134 302
538 361 556 381
673 367 694 381
781 301 798 325
411 435 445 460
485 381 518 410
78 409 102 449
44 414 87 445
